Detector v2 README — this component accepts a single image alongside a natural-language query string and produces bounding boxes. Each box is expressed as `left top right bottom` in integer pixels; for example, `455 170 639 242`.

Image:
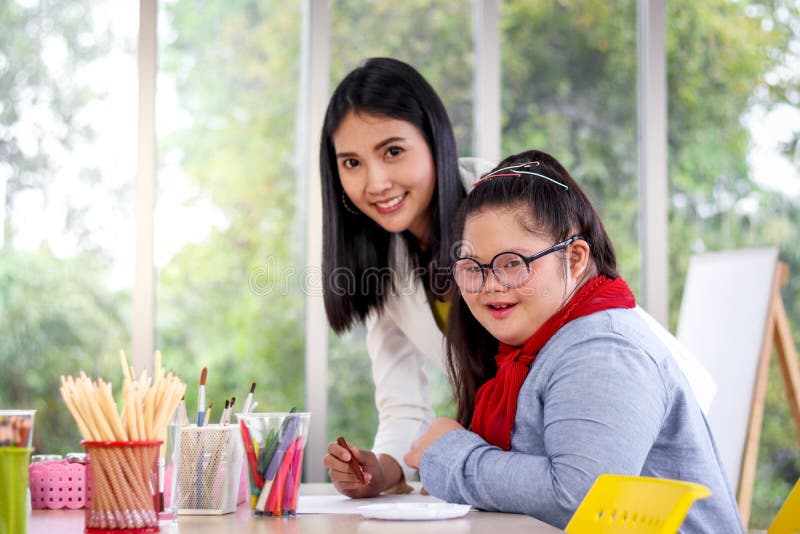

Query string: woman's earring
342 192 361 215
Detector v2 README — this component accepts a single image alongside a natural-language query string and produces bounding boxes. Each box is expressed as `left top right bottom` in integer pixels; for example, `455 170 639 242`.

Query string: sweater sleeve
366 308 435 482
419 334 668 528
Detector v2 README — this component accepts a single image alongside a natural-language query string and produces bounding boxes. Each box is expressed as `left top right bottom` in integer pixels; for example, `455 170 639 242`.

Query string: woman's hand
324 440 391 498
403 417 465 469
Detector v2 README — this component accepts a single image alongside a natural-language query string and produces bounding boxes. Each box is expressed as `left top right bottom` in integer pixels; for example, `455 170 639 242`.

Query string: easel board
676 248 778 491
676 247 800 525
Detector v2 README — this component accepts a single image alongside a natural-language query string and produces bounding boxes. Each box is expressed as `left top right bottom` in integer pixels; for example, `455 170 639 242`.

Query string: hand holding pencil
336 436 366 484
324 437 396 499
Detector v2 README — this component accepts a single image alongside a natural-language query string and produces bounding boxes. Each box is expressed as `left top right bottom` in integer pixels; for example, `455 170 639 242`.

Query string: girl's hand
403 417 465 469
324 440 386 498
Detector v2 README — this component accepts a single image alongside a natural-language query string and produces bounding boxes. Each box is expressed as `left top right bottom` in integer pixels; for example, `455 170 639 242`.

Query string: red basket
81 440 162 533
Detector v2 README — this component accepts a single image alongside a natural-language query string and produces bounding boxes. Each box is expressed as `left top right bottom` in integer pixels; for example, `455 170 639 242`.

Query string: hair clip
471 161 568 190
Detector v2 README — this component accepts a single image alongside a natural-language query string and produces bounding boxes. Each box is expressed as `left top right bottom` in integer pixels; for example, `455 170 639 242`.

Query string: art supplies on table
0 410 35 448
237 410 311 517
169 424 244 515
29 454 91 510
337 436 366 485
0 409 35 534
59 350 186 533
165 367 252 515
241 382 256 415
197 367 207 427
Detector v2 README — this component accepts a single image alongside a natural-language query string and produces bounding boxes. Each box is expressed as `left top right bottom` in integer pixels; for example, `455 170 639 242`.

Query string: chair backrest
565 474 712 534
768 478 800 534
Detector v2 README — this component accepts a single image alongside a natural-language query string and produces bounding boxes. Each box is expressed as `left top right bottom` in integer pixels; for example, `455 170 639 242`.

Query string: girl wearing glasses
403 150 743 532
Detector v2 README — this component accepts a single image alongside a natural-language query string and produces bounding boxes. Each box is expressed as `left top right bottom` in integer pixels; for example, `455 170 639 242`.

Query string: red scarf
470 275 636 450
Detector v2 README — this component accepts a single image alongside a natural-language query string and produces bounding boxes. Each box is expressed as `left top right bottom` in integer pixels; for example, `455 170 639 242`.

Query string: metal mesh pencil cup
170 425 243 515
81 440 161 533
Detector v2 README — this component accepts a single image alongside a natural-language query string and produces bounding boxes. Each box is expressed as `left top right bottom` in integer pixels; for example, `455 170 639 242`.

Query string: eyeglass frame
451 235 586 293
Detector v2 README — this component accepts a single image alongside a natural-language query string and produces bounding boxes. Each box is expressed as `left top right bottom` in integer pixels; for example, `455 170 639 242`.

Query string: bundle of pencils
60 351 185 442
59 350 186 530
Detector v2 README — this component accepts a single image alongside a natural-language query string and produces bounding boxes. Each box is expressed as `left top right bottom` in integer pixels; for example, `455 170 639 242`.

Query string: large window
155 1 306 419
500 0 640 290
1 0 137 454
666 2 800 527
326 0 474 451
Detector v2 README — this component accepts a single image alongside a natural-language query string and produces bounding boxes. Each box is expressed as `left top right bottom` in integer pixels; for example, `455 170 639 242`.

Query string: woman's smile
373 192 408 213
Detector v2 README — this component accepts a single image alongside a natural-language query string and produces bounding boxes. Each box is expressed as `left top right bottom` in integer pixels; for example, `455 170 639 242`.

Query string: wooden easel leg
773 293 800 444
737 320 773 527
736 263 786 526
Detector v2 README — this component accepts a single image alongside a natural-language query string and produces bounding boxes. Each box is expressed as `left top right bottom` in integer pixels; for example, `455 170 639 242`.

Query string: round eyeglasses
451 235 585 293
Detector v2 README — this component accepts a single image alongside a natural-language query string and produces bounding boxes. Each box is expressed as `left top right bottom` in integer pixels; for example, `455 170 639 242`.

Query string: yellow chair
768 477 800 534
565 474 712 534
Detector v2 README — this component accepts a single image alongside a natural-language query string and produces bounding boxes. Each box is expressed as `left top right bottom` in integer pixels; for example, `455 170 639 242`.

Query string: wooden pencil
336 436 366 484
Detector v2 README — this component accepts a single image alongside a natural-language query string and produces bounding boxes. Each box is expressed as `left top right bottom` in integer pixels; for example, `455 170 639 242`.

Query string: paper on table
297 492 448 514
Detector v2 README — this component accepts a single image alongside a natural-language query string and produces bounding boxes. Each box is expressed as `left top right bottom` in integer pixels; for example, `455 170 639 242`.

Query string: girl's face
333 111 436 245
459 208 587 346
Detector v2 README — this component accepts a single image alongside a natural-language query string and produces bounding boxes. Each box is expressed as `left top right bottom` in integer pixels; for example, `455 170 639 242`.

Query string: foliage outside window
1 0 136 455
155 1 306 419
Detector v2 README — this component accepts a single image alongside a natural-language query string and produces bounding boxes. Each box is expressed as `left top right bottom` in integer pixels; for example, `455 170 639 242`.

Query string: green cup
0 447 33 534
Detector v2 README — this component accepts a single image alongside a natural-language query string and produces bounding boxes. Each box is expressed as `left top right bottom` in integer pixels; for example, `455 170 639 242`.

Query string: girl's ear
568 239 591 281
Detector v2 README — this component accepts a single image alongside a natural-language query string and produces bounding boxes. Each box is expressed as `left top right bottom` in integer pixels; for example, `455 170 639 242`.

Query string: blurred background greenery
1 0 799 528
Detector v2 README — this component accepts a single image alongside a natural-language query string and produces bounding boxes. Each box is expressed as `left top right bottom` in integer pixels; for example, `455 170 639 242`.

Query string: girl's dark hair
320 57 463 332
445 149 620 426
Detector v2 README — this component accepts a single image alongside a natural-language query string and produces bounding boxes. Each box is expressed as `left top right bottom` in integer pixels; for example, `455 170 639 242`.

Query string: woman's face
458 208 584 346
333 111 436 245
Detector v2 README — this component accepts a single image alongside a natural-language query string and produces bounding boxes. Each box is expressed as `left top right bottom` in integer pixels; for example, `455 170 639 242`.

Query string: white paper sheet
296 492 448 514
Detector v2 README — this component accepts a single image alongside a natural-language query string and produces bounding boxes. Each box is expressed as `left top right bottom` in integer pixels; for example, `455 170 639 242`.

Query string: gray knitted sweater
419 308 744 533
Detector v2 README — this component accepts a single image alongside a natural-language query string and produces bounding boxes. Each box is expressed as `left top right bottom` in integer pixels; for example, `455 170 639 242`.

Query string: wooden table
28 483 565 533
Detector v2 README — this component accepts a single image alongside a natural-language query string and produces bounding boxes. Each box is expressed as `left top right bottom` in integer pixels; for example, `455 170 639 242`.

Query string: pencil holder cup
82 440 161 533
0 447 33 534
169 425 243 515
236 412 311 516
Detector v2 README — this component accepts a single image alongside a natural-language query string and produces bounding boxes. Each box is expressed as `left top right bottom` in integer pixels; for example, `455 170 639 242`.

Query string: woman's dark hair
445 149 620 426
320 57 463 332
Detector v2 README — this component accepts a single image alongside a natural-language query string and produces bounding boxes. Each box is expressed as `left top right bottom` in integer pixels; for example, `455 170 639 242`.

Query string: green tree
156 1 306 417
0 250 127 453
1 0 110 246
0 1 125 455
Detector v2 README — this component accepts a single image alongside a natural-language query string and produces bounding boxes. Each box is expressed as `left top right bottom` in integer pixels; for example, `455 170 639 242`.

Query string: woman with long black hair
319 57 493 497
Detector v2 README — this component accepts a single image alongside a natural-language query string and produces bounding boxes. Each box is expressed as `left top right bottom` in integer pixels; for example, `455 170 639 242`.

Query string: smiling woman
318 57 494 499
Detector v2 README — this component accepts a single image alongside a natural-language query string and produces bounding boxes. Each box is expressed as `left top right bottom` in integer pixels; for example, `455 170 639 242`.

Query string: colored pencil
337 436 366 484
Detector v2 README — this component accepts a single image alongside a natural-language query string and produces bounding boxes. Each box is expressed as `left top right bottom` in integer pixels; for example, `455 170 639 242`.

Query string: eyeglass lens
452 252 533 293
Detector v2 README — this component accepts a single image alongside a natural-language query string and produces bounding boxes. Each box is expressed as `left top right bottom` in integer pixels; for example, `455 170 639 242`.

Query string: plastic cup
0 447 33 534
235 412 310 516
0 409 36 448
82 440 162 533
